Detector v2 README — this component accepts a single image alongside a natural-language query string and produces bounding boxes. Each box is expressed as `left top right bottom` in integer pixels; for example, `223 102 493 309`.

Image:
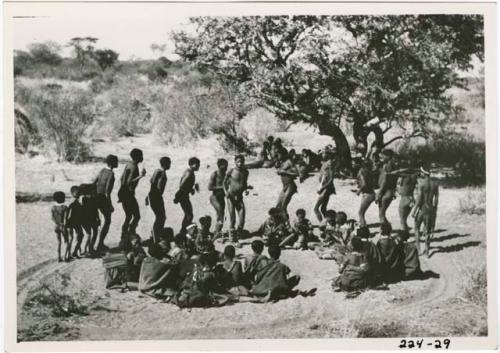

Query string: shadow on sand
429 239 481 258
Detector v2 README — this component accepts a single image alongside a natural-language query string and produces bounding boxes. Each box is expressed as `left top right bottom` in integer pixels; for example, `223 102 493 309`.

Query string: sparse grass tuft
458 187 486 215
353 319 409 338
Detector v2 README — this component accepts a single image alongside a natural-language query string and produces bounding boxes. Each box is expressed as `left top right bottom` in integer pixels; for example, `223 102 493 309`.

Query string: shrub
397 131 485 185
15 82 95 161
458 187 486 215
354 319 408 338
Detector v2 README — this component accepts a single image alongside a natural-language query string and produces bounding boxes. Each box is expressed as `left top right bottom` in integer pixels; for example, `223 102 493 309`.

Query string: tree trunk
317 120 352 171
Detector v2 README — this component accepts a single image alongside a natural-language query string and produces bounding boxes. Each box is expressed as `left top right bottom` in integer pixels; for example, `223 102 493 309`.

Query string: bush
458 187 486 215
95 74 153 137
15 82 95 161
397 131 485 185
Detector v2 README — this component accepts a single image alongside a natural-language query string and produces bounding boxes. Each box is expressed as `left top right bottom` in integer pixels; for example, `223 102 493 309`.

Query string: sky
13 16 191 60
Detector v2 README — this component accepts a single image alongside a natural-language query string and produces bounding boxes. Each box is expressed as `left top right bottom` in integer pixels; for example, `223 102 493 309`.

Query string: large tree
172 15 483 168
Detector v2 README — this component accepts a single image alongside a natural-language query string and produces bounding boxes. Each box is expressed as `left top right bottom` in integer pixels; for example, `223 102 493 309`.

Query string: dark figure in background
118 148 146 238
398 162 418 233
357 159 376 227
208 158 228 236
149 156 171 242
93 154 118 252
376 149 398 225
412 167 440 257
174 157 200 235
314 150 335 223
275 148 299 220
51 191 69 262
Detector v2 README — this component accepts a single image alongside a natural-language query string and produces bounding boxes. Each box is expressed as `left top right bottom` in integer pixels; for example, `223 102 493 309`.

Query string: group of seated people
103 216 313 308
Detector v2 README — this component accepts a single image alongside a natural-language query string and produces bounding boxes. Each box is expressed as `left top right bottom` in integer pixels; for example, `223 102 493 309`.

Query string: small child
126 234 147 282
184 223 198 257
196 216 214 254
333 237 370 292
334 212 356 246
319 209 337 244
256 207 291 246
67 185 84 259
280 208 313 249
169 233 190 262
376 222 404 283
51 191 69 262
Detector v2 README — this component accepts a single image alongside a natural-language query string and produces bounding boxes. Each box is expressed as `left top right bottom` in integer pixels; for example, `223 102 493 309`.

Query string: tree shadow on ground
431 233 471 243
429 240 481 258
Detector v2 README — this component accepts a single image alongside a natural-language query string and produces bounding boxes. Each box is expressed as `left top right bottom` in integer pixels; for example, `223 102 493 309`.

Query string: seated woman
246 141 275 169
138 240 179 299
126 234 147 282
333 237 370 292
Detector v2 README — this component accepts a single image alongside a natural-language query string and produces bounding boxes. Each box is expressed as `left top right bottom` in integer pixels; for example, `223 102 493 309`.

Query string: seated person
196 216 214 254
184 223 198 257
280 208 314 249
157 227 174 244
334 212 356 246
319 209 337 244
138 241 179 298
243 239 269 288
250 245 301 300
126 234 147 282
255 207 292 246
356 226 384 285
221 245 245 291
333 237 370 292
169 233 190 262
376 222 404 283
400 231 423 280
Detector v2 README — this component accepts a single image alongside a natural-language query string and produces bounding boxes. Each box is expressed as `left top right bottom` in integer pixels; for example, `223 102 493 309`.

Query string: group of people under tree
50 134 439 304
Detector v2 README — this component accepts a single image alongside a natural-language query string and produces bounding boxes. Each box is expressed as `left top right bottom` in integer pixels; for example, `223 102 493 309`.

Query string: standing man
148 156 171 242
314 150 335 223
208 158 228 237
412 166 439 257
276 148 299 221
118 148 146 238
224 155 252 244
376 149 398 225
93 154 118 252
174 157 200 235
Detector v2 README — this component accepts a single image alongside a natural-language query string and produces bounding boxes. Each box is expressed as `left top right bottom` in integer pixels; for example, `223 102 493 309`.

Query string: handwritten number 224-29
399 339 451 349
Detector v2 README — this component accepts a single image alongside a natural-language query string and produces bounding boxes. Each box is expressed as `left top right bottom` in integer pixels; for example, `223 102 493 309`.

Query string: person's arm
223 169 231 193
411 185 424 217
377 166 388 201
178 170 191 192
51 207 57 225
128 166 146 186
158 172 167 195
433 185 440 210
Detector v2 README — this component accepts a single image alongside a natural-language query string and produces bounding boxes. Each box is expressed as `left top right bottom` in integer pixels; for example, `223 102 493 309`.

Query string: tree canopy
172 15 484 168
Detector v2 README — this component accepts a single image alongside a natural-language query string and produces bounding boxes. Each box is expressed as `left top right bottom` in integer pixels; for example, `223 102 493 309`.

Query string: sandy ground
15 132 488 340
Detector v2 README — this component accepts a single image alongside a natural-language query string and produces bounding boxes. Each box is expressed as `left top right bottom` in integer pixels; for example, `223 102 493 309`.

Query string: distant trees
68 37 98 70
27 41 63 65
94 49 119 71
173 15 484 168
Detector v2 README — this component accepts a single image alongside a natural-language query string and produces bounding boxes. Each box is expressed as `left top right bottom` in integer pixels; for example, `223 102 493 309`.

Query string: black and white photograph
3 1 497 350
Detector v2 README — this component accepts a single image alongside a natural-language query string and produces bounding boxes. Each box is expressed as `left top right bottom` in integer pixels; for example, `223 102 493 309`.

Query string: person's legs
98 210 111 250
287 274 301 289
319 190 332 219
398 196 412 232
414 212 424 254
226 196 236 232
314 188 332 223
89 224 98 254
150 194 165 241
210 194 225 235
235 199 245 231
280 185 296 220
56 230 62 261
129 195 141 234
72 226 84 257
378 190 394 224
121 196 132 236
179 196 193 234
358 192 375 226
66 229 73 260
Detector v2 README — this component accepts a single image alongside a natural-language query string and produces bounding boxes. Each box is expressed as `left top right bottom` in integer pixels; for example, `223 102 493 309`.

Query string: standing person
275 148 299 220
208 158 228 237
118 148 146 238
174 157 200 235
81 189 100 256
51 191 69 262
314 150 335 223
412 166 439 257
224 155 252 244
149 156 171 242
376 149 398 225
357 159 376 227
67 186 84 259
93 154 118 252
398 162 418 233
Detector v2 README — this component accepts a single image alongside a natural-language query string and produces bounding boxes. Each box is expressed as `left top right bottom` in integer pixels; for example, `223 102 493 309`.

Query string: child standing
51 191 69 262
174 157 200 235
149 156 171 242
224 155 252 244
208 158 228 237
67 186 84 259
118 148 147 238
